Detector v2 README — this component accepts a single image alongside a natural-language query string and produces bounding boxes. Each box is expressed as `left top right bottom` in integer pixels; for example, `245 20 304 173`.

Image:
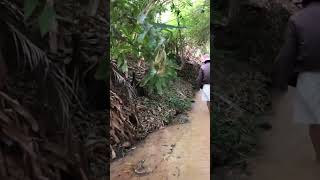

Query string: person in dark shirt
196 54 210 111
273 0 320 162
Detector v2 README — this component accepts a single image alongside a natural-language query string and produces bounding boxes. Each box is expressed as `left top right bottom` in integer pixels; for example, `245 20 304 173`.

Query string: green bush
166 94 192 112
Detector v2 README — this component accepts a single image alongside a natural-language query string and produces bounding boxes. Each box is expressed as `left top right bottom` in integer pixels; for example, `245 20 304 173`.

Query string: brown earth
247 87 320 180
110 92 210 180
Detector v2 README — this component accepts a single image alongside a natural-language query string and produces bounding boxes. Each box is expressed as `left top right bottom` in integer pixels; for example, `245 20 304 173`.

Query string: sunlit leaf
151 23 187 29
137 31 148 43
150 67 157 75
137 14 147 24
156 81 163 94
121 60 128 72
117 56 124 67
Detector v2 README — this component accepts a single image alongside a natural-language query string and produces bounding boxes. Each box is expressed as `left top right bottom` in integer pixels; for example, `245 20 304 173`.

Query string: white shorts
201 84 210 101
294 72 320 124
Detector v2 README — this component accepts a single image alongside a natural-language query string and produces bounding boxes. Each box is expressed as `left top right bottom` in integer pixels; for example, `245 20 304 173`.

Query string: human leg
309 124 320 162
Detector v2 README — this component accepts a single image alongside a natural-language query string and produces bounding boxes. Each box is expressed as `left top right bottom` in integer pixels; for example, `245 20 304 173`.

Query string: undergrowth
114 76 195 158
212 49 271 169
167 95 193 112
163 81 193 113
212 111 259 167
155 77 194 122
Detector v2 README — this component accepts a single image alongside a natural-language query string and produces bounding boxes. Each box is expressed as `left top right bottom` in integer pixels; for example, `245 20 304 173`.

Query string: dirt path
110 92 210 180
247 87 320 180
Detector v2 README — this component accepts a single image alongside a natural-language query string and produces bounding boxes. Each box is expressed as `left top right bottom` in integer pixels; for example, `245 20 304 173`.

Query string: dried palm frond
6 22 83 127
9 23 49 72
1 0 83 125
0 0 24 27
0 91 88 180
0 91 39 132
0 0 107 179
111 61 136 102
49 69 72 127
110 90 135 146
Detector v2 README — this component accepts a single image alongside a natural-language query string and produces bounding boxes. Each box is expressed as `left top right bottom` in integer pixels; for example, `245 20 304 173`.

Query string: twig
213 91 257 114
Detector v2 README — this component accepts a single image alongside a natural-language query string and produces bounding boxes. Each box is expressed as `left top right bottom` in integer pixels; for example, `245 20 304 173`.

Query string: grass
211 49 270 169
166 95 193 112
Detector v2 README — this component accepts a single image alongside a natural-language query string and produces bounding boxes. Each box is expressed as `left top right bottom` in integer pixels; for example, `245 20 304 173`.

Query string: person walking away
272 0 320 162
197 54 210 111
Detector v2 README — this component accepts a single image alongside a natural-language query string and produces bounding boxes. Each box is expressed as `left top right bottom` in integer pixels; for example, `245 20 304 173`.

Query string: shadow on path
248 87 320 180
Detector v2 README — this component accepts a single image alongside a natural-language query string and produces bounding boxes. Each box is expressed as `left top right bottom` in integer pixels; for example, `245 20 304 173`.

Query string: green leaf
156 81 163 94
159 78 166 88
137 31 148 43
117 57 124 67
121 60 128 72
137 13 147 24
150 67 157 75
151 23 187 29
24 0 39 20
148 38 157 49
38 5 56 36
141 69 156 87
121 28 130 37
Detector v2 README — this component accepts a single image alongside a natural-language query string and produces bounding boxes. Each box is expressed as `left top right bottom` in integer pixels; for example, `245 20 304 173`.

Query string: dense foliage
110 0 209 94
0 0 108 179
109 0 209 165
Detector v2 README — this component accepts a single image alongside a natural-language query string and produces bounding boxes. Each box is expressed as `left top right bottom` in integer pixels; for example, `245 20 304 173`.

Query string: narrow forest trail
110 92 210 180
247 87 320 180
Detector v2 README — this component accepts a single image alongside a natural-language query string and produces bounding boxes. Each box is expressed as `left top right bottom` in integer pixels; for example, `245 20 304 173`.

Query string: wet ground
110 92 210 180
247 87 320 180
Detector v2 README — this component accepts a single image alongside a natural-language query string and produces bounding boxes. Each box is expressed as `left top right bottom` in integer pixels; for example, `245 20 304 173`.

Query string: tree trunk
47 0 58 53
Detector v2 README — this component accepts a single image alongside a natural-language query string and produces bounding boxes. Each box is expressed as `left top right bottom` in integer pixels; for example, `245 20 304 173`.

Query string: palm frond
111 61 137 102
6 22 84 127
0 0 24 27
8 23 49 71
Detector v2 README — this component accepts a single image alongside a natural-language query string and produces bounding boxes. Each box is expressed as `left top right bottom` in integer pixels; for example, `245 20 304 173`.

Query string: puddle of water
110 92 210 180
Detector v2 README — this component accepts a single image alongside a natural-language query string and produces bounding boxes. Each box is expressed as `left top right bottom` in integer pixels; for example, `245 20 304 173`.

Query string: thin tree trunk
47 0 58 53
177 12 185 70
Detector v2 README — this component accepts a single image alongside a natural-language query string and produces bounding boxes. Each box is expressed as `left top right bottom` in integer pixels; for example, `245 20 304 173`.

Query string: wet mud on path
110 92 210 180
247 87 320 180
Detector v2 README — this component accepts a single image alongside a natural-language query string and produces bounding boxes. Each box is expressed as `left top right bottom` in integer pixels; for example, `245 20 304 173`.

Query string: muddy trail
110 92 210 180
247 87 320 180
